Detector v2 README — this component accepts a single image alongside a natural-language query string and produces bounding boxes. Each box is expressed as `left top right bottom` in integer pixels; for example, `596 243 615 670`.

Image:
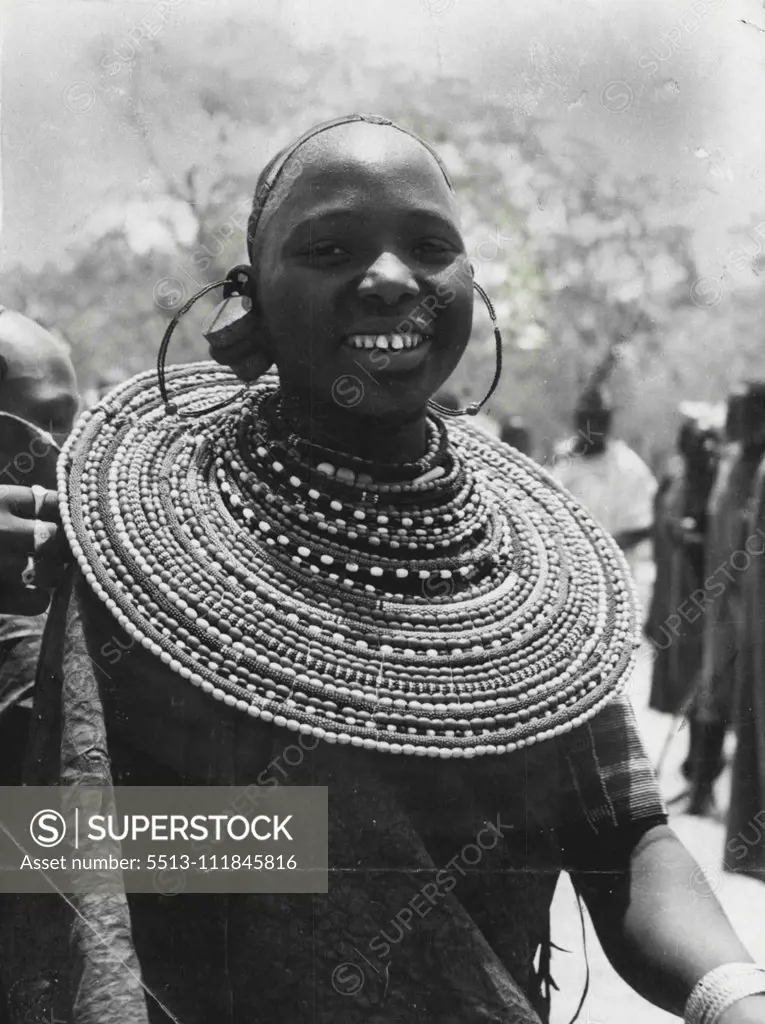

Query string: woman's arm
571 823 765 1021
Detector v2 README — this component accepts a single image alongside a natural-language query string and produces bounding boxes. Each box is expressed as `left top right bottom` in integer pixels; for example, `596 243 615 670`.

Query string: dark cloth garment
725 454 765 880
0 613 46 715
0 611 48 783
15 577 667 1023
0 634 42 786
3 577 148 1024
0 617 46 1024
647 456 713 715
647 461 696 713
694 445 763 727
645 466 677 655
0 613 47 649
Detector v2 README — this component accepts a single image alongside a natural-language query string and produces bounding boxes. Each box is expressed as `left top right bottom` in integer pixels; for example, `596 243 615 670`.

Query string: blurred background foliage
3 11 765 469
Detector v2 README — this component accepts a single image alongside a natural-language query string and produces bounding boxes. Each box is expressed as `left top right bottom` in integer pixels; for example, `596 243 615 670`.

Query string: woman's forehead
262 123 459 234
301 120 444 172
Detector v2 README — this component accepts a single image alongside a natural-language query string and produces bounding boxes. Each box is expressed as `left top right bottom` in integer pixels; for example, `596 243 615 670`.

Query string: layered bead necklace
60 363 639 758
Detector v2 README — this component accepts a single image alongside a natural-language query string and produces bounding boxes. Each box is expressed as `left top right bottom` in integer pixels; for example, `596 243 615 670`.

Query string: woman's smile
342 332 426 351
252 122 474 422
340 333 434 376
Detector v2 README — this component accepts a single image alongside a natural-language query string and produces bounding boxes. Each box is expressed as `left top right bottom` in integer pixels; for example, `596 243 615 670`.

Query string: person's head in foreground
0 311 77 612
0 311 78 448
37 115 765 1024
207 114 475 457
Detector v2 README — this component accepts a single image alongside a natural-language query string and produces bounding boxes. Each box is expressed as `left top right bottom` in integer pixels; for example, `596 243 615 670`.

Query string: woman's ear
223 264 257 301
203 268 274 382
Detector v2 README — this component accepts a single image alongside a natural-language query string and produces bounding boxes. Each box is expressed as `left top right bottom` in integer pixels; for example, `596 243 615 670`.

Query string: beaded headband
60 365 640 758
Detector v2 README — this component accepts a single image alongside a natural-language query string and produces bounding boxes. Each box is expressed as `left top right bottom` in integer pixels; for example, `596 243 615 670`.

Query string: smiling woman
209 114 477 448
13 114 765 1024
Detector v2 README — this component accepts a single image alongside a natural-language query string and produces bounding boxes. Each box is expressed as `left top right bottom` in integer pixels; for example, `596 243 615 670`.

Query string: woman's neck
275 393 429 465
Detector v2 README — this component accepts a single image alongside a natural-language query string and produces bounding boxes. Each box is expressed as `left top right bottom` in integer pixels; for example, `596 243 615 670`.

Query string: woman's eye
414 239 457 259
306 242 348 259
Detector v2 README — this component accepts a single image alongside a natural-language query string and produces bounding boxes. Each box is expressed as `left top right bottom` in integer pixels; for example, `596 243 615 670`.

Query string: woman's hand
0 485 69 615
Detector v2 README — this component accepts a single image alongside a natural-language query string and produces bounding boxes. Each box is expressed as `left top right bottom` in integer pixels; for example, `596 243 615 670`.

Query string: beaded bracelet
685 963 765 1024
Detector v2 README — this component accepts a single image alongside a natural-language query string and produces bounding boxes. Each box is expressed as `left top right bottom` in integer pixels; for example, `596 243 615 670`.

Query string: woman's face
253 123 474 422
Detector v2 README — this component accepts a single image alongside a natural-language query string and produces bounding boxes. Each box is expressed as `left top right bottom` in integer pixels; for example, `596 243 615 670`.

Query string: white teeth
344 333 425 351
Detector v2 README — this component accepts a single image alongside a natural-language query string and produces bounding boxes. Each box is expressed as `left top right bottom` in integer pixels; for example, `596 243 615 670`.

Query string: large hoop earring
157 265 253 418
428 281 503 418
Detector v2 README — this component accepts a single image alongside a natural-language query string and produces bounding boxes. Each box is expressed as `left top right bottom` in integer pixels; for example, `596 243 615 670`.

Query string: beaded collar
59 363 639 759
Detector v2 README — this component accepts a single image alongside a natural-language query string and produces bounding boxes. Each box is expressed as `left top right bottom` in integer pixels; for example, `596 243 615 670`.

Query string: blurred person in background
687 385 765 818
0 308 78 782
647 403 722 719
646 404 722 807
726 391 765 879
550 384 657 588
0 309 78 1024
499 413 532 457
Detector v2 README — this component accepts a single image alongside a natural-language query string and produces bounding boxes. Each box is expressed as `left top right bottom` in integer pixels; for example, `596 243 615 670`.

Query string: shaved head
249 117 458 269
0 311 79 444
241 113 474 427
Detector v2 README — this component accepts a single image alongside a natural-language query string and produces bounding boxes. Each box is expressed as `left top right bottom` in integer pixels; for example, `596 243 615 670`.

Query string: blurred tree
4 29 761 471
379 78 702 458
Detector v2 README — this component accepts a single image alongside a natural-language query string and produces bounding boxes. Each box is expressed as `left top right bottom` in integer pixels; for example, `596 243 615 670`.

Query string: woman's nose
357 252 420 306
